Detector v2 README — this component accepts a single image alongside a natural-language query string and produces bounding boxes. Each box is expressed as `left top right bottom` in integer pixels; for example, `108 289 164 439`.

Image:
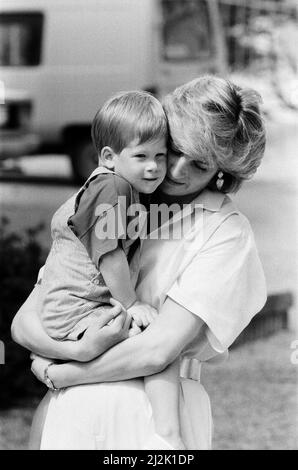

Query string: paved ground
1 113 297 329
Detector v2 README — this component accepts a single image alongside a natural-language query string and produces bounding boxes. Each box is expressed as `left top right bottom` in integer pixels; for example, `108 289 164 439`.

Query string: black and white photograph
0 0 297 451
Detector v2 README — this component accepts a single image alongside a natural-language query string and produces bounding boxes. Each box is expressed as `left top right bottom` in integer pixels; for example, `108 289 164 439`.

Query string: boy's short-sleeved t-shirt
39 168 145 341
68 172 141 268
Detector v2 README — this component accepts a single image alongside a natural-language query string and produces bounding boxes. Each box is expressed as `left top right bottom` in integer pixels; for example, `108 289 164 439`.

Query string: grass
202 330 298 450
0 330 297 450
0 406 35 450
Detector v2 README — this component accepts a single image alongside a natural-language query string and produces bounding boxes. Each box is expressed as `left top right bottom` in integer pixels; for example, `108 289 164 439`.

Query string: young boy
38 90 185 449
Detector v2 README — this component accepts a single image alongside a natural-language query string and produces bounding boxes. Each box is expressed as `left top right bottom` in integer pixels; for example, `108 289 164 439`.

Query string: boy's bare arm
99 247 137 309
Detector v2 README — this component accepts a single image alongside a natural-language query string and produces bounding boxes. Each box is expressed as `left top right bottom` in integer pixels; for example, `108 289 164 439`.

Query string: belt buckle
180 357 201 381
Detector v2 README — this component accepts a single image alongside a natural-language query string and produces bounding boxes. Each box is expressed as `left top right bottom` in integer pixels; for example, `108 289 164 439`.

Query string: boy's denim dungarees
38 167 139 340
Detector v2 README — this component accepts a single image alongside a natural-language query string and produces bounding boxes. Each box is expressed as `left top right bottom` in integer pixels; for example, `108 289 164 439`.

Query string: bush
0 216 47 408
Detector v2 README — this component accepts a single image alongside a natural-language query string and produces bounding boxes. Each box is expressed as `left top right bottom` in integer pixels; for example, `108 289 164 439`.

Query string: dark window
0 12 43 66
161 0 212 61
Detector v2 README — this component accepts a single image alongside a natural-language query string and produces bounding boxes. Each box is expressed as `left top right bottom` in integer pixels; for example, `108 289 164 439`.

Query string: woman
12 76 267 450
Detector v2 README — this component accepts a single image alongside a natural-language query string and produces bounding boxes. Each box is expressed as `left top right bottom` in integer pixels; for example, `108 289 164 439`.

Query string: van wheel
70 138 97 183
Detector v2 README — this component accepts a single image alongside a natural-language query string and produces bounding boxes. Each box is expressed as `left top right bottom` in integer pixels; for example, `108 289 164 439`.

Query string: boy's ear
100 146 116 169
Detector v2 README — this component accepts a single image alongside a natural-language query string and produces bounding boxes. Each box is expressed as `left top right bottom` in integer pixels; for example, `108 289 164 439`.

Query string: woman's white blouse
136 189 267 355
40 188 267 450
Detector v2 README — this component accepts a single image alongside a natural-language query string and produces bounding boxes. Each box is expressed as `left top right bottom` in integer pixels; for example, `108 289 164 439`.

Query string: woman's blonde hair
163 75 266 192
91 90 168 154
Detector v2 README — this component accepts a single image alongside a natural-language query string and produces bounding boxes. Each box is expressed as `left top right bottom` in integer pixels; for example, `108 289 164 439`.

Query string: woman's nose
169 156 188 179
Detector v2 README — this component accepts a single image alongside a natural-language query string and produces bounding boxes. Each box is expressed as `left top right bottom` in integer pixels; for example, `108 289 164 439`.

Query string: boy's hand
128 320 142 337
127 301 158 329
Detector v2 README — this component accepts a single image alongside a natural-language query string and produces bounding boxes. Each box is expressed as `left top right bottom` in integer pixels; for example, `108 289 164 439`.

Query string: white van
0 0 226 180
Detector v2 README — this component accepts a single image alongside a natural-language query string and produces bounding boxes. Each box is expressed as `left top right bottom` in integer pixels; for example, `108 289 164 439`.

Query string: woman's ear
100 146 116 169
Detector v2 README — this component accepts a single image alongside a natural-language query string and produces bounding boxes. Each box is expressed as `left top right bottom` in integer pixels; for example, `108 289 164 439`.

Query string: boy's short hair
91 90 168 154
163 76 266 193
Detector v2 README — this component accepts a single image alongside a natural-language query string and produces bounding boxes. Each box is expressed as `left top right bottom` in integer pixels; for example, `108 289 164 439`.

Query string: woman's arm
43 297 205 388
11 285 76 360
11 284 130 361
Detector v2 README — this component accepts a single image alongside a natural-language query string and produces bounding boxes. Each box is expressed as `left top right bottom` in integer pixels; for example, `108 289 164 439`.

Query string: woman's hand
74 299 132 362
30 354 64 390
30 300 132 389
13 284 132 362
30 354 54 386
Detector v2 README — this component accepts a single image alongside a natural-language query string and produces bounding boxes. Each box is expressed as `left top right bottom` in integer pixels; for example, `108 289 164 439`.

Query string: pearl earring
216 171 224 191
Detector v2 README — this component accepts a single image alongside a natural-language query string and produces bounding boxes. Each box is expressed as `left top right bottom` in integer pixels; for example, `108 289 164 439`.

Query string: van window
0 12 43 66
161 0 212 61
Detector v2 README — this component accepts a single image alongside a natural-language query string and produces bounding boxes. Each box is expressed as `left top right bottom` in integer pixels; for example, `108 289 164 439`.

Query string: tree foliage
0 217 46 408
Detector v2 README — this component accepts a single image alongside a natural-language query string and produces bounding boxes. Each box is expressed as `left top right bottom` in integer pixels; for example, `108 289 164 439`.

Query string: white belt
180 357 201 382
